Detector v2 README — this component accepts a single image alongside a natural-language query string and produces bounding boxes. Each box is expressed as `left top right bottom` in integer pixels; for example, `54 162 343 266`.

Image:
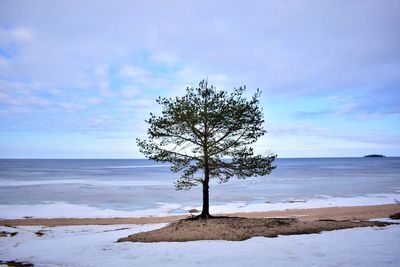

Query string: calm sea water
0 158 399 212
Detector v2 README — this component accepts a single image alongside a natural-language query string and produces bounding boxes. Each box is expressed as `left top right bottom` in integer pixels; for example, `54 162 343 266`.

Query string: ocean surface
0 158 399 218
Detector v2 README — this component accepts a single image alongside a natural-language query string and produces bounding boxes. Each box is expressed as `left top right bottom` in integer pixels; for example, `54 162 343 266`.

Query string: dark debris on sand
0 260 34 267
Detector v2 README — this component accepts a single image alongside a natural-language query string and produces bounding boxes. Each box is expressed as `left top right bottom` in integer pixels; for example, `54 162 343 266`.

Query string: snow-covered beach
1 203 400 266
1 219 400 267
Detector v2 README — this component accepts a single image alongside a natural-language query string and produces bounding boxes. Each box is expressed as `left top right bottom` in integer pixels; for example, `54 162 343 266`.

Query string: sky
0 0 399 158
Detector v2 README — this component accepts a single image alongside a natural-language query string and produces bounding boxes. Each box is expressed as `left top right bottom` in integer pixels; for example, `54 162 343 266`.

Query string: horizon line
0 156 398 160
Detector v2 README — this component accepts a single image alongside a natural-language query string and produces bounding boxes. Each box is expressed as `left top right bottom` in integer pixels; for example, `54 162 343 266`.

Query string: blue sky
0 0 399 158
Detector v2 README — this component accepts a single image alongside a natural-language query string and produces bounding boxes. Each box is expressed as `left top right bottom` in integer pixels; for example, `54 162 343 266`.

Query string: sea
0 158 399 219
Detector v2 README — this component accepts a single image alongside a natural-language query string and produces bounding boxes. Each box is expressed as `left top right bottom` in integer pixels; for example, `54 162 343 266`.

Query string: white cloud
87 97 103 105
93 64 109 76
24 95 51 107
177 67 202 83
58 102 86 113
119 65 149 78
267 122 400 146
0 91 18 105
176 67 229 89
11 27 33 42
0 26 33 45
268 123 326 137
0 56 9 68
97 81 115 98
1 1 397 99
122 98 153 108
0 91 50 107
150 51 179 66
120 86 141 98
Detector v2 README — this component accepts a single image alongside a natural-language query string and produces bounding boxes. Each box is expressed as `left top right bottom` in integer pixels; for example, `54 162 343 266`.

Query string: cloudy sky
0 0 399 158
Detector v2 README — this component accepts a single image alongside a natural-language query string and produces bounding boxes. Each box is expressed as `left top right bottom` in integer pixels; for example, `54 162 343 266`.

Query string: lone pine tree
137 80 276 219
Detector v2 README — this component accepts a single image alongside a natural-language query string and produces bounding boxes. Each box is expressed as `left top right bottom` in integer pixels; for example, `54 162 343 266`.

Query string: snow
205 193 400 214
1 222 399 266
369 218 400 224
0 202 182 219
1 193 398 219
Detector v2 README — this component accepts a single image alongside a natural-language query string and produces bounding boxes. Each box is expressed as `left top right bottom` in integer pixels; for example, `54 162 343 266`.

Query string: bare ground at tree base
116 204 400 242
117 216 392 242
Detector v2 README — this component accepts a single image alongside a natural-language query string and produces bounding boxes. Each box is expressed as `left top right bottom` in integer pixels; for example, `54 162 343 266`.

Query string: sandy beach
1 203 398 227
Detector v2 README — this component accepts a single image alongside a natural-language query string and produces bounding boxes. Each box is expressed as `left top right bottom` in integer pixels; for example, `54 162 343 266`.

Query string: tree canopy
137 80 276 218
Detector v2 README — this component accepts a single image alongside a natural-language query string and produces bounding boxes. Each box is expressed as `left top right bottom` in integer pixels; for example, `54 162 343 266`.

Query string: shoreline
1 192 398 220
1 203 398 226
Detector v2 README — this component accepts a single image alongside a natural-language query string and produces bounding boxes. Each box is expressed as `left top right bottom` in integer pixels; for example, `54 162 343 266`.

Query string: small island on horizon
364 154 386 158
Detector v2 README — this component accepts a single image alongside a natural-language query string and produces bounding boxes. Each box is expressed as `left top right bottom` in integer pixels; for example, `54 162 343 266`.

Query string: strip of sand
1 204 398 226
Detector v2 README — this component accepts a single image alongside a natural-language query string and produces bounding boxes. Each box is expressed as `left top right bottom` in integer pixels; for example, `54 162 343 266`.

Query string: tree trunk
200 131 211 218
200 81 212 219
200 178 211 218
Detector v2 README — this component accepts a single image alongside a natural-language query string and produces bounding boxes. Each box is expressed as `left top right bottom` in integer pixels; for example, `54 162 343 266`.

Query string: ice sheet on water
104 164 173 169
0 179 172 187
2 158 400 214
